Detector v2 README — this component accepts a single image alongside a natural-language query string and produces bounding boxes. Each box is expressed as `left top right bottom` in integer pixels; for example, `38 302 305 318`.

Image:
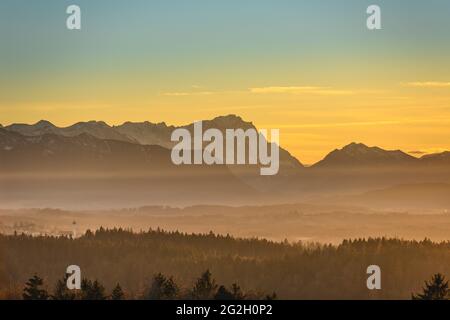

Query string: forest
1 228 450 300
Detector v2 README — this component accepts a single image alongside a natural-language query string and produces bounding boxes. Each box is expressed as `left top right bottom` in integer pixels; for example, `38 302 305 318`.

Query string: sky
1 0 450 164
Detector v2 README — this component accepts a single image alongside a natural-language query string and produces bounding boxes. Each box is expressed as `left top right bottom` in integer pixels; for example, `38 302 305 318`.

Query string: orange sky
1 1 450 164
2 82 450 164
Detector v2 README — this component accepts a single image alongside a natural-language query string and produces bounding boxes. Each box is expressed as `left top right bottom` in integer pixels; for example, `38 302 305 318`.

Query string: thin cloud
249 86 355 96
409 150 426 155
402 81 450 88
162 91 215 96
272 120 401 129
265 117 450 129
163 86 357 97
409 148 449 155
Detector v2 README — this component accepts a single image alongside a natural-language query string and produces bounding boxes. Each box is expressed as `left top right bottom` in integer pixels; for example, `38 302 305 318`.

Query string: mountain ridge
313 142 420 168
2 126 450 208
3 117 450 168
4 115 304 171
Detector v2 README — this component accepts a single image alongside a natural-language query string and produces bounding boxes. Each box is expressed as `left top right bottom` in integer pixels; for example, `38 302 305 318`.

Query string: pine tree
214 283 246 300
412 273 449 300
23 275 49 300
80 279 107 300
163 277 179 300
146 273 167 300
111 283 125 300
214 285 234 300
264 292 277 300
145 273 179 300
191 270 217 300
52 274 77 300
231 283 245 300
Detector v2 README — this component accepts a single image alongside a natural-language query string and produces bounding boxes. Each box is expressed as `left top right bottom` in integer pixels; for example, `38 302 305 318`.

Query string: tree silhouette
412 273 449 300
230 283 245 300
191 270 217 300
145 273 179 300
214 285 234 300
80 279 107 300
52 274 76 300
214 283 245 300
9 229 450 300
264 292 277 300
162 277 179 300
18 268 277 300
111 283 125 300
23 275 49 300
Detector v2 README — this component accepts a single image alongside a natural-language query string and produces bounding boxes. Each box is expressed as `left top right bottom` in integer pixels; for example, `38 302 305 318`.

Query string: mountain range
2 115 449 169
1 115 450 209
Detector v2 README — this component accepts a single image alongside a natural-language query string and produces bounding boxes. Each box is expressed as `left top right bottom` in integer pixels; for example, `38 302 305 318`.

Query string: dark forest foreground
1 228 450 299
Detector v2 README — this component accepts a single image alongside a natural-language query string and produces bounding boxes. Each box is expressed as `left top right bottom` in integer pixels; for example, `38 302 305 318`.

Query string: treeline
20 270 276 300
16 271 450 300
1 228 450 299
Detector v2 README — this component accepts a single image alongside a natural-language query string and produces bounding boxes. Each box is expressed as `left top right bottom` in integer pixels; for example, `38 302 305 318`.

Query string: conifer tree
80 279 107 300
146 273 179 300
214 285 234 300
214 283 246 300
412 273 449 300
52 274 77 300
191 270 217 300
23 275 49 300
231 283 245 300
111 283 125 300
264 292 277 300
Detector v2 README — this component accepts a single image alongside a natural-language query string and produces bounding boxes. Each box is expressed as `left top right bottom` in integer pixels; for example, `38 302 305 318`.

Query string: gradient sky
1 0 450 164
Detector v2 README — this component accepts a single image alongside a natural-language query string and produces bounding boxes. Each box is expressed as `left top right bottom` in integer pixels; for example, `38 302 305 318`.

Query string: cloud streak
162 91 215 97
402 81 450 88
163 86 363 97
249 86 355 96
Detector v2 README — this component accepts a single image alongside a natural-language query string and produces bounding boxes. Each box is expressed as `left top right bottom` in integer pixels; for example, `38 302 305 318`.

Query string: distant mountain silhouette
3 118 450 171
114 115 257 148
420 151 450 165
6 120 137 144
0 128 262 206
1 127 270 175
0 128 169 171
313 142 419 168
117 115 304 172
114 121 174 148
2 117 450 207
4 115 304 173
